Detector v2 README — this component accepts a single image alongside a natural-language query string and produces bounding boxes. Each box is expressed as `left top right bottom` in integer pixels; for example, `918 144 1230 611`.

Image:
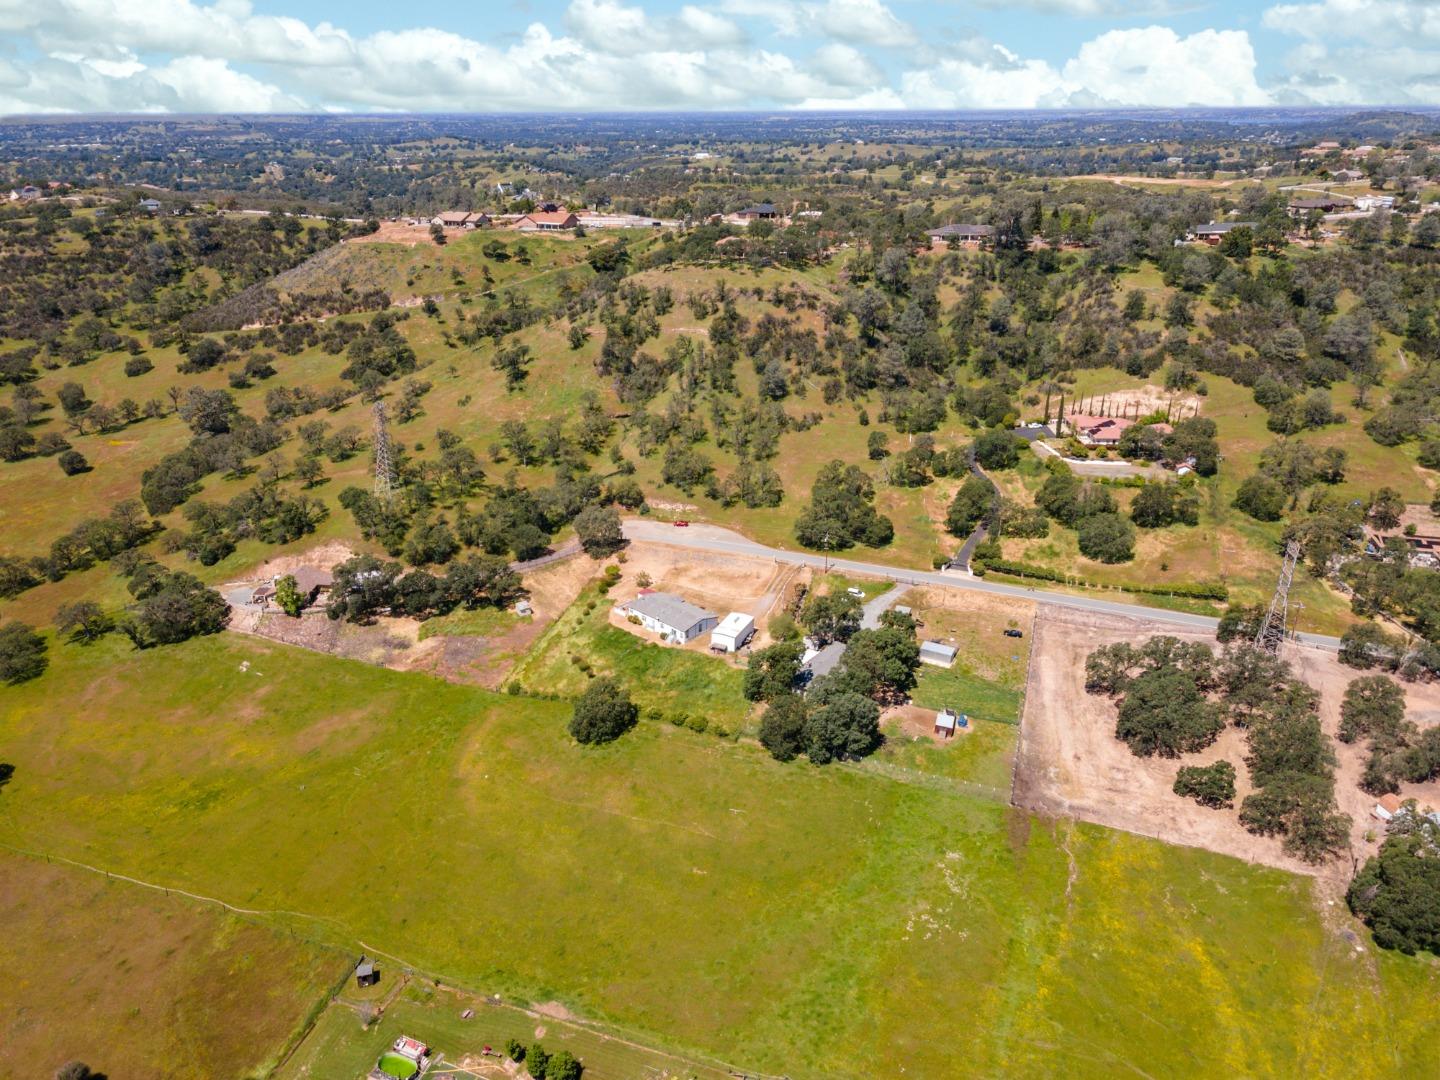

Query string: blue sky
0 0 1435 114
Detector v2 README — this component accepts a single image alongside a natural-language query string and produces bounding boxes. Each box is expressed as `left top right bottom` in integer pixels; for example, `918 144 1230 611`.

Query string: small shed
919 640 958 668
711 612 756 653
355 957 379 987
934 709 959 738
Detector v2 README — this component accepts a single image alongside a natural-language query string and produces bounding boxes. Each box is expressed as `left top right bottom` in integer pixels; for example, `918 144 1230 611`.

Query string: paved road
622 520 1342 651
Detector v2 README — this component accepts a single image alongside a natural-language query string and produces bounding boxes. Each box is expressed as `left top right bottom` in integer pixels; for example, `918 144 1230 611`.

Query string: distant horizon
5 104 1440 122
4 0 1440 115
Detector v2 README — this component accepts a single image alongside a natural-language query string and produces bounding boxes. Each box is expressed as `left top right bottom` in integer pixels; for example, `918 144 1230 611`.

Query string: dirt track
1014 605 1440 879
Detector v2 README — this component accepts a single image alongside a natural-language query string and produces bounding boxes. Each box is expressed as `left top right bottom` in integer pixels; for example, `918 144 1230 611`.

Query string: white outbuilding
710 612 756 653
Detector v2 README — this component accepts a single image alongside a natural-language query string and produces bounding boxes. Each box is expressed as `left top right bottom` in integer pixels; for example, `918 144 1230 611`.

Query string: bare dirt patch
347 221 451 246
886 703 962 741
233 549 602 688
1068 383 1203 420
1013 604 1413 879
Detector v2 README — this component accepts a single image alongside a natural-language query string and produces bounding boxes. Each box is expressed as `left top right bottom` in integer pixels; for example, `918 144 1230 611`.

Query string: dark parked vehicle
1003 628 1024 638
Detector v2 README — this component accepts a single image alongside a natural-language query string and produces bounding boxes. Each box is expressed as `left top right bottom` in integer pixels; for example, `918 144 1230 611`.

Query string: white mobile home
710 612 755 653
620 592 718 644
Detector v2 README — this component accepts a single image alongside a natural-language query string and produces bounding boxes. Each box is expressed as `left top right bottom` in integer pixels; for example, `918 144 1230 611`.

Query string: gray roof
804 642 847 681
1193 221 1255 235
929 223 995 238
624 592 716 632
920 640 958 662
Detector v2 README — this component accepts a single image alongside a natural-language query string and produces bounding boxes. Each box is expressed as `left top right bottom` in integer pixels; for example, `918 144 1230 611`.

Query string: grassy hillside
2 632 1437 1077
0 851 346 1080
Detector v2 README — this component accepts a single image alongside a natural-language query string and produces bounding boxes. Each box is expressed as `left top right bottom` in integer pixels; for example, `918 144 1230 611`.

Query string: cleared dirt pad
1014 604 1440 878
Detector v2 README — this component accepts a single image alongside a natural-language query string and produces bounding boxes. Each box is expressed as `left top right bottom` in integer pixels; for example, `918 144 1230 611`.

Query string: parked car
1003 628 1024 638
673 520 690 527
846 587 865 598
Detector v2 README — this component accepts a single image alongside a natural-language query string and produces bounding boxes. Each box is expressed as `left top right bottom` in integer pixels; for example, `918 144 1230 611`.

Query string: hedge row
974 556 1228 601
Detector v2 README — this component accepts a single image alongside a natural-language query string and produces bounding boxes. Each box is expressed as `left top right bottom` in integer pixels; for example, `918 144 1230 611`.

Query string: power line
1255 540 1300 653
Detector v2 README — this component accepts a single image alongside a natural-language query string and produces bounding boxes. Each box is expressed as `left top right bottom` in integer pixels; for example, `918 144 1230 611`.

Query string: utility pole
1255 540 1301 653
372 400 394 505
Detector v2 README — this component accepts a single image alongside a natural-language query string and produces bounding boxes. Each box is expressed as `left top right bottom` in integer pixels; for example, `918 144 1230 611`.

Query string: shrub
569 678 637 744
0 621 47 684
1174 760 1237 808
57 449 90 475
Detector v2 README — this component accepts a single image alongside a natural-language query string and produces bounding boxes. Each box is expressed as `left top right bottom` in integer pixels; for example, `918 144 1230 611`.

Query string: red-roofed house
1065 414 1134 446
515 211 578 231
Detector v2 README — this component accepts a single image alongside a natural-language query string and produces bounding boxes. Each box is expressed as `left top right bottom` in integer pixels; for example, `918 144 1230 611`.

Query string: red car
673 519 690 527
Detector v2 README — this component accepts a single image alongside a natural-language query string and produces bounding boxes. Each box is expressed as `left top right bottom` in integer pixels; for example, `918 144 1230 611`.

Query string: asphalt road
622 519 1343 651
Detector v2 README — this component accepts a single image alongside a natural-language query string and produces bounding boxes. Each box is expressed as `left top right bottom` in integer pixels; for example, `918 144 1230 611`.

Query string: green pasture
2 633 1439 1078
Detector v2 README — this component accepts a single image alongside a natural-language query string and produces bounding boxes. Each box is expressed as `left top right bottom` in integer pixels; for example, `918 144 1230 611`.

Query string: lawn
2 633 1439 1078
506 581 751 730
0 850 347 1080
376 1051 418 1078
911 662 1023 724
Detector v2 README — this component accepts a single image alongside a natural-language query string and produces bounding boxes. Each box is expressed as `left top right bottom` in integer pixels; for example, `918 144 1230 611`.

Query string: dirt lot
1067 384 1203 420
606 544 802 654
1014 604 1440 879
226 544 598 688
897 586 1035 673
347 220 462 246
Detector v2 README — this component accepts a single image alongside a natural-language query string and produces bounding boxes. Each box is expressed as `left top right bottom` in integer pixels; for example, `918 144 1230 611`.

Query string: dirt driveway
1014 604 1440 879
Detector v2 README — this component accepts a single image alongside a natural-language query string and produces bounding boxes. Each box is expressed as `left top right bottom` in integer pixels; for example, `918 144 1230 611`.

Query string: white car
846 587 865 598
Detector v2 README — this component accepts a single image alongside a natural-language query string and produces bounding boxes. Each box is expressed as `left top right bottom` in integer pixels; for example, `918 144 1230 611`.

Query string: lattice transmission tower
1254 540 1301 653
372 400 394 504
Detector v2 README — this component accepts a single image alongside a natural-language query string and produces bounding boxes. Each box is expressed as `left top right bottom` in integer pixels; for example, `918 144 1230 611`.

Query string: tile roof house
1065 414 1134 446
515 210 579 231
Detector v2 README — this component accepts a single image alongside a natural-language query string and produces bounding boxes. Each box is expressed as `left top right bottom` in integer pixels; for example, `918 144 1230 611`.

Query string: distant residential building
1354 195 1396 212
735 203 779 220
514 210 579 231
620 592 718 643
1288 197 1347 216
928 223 995 248
9 184 41 201
432 211 487 228
1063 414 1134 446
1189 221 1256 245
1331 169 1364 183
